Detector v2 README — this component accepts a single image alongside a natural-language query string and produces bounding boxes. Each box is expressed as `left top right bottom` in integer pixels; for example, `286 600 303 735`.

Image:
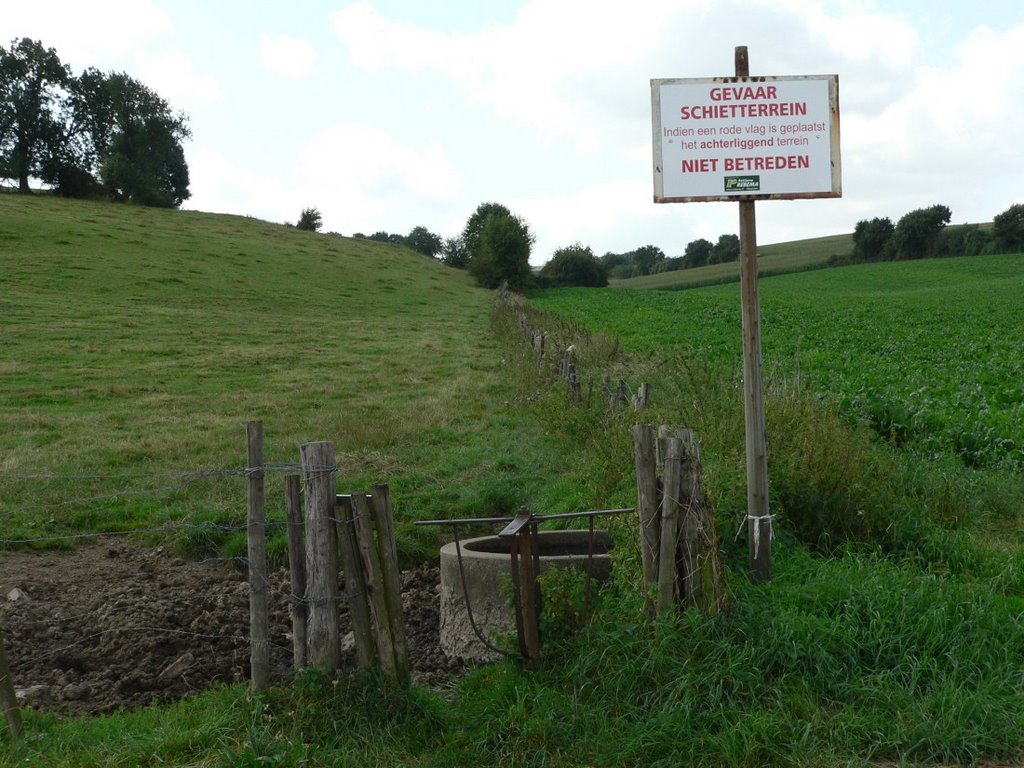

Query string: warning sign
651 75 841 202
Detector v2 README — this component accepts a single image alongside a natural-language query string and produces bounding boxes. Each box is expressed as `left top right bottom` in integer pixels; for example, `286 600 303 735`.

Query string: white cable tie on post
750 514 775 560
735 513 776 560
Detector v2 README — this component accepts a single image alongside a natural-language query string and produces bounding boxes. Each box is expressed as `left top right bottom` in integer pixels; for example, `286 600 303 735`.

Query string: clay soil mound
0 540 461 716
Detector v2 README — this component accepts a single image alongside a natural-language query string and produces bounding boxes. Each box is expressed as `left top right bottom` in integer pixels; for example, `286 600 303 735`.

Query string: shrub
296 207 322 232
540 243 608 287
992 202 1024 252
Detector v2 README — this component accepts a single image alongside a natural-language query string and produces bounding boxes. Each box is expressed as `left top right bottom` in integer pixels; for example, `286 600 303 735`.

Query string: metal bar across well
414 507 634 528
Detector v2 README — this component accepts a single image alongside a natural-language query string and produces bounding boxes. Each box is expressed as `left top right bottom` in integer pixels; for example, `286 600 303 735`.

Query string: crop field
610 232 853 290
534 253 1024 470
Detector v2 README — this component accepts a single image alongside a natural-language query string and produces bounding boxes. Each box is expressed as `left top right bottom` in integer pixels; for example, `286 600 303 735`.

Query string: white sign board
652 75 841 202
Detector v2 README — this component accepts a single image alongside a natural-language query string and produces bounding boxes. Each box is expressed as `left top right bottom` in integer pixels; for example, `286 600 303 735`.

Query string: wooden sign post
734 48 772 582
651 46 841 581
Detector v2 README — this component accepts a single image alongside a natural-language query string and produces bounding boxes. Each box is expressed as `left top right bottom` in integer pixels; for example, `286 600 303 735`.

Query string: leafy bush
889 204 951 259
993 202 1024 252
852 216 894 261
295 207 322 232
540 243 608 287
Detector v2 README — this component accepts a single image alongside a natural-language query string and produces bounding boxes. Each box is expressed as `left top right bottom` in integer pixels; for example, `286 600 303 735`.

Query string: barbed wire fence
496 285 652 411
0 428 411 736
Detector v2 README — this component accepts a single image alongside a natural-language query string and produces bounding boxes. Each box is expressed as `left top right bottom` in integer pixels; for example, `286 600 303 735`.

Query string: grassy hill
0 193 573 560
2 195 1023 766
612 223 997 291
610 232 853 290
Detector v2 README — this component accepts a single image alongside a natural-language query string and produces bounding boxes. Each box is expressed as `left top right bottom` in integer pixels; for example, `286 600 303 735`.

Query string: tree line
322 202 746 290
844 203 1024 265
0 38 190 207
599 234 741 280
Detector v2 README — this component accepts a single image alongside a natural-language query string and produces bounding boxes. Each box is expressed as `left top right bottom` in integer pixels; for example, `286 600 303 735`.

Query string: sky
4 0 1024 264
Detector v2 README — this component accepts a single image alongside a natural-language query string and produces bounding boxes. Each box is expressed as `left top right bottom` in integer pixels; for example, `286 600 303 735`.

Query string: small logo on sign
725 175 760 192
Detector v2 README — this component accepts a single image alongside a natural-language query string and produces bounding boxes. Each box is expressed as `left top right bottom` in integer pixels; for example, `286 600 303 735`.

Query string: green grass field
0 193 575 561
2 194 1023 767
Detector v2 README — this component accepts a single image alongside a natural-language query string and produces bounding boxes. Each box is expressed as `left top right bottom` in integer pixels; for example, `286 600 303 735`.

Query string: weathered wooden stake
632 423 660 612
633 382 651 409
516 526 541 669
246 420 270 691
677 429 701 606
657 436 682 612
0 621 21 741
351 492 398 683
302 441 340 670
370 485 410 686
284 474 307 669
336 495 375 670
736 45 772 583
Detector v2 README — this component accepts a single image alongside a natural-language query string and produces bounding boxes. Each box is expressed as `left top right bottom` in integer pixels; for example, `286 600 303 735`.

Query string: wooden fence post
285 474 307 669
335 495 375 670
246 420 269 691
370 484 410 686
567 364 581 402
302 441 340 670
632 424 660 612
679 432 724 616
635 424 725 618
350 492 398 682
657 436 682 612
0 621 21 741
516 526 541 670
633 382 650 410
676 429 700 607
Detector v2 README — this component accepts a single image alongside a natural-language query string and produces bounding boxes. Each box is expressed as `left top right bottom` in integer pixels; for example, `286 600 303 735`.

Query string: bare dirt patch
0 539 460 717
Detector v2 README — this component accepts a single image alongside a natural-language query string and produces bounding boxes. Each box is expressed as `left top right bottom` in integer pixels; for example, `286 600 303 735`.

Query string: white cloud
259 33 318 78
0 0 174 69
185 150 285 223
299 123 462 196
839 22 1024 223
329 0 672 152
139 50 223 110
328 0 922 145
0 1 218 114
290 123 464 233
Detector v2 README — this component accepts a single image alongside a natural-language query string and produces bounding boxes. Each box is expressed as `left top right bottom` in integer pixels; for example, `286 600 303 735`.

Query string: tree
440 236 469 268
406 225 443 258
683 238 713 269
541 243 608 287
468 210 533 290
629 244 665 276
652 255 685 273
85 72 191 207
993 203 1024 253
889 204 951 260
296 207 323 231
0 41 191 205
852 216 895 262
367 230 405 245
0 38 71 192
599 251 633 278
461 202 512 262
934 223 995 258
711 233 740 264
